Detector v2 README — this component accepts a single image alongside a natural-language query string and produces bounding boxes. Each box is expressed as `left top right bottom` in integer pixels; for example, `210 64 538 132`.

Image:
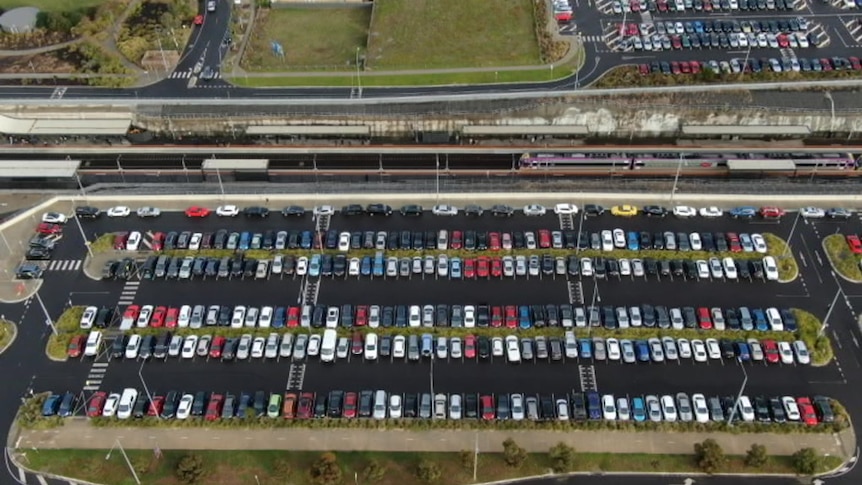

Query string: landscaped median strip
49 307 834 366
822 233 862 282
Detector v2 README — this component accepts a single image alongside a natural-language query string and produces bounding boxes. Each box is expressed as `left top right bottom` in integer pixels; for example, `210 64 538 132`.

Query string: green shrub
416 460 441 483
175 453 206 484
309 452 341 485
694 438 725 474
549 442 576 473
793 309 834 366
362 459 387 482
791 447 821 475
503 438 527 468
744 443 767 468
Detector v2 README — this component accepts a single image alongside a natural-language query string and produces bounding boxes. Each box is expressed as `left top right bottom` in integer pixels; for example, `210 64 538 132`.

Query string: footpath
16 420 856 458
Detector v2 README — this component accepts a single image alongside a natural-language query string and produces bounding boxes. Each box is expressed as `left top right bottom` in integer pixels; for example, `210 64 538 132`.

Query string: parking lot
555 0 862 83
23 200 862 430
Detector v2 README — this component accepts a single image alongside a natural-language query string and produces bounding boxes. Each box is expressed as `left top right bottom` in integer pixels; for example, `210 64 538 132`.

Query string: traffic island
822 234 862 283
0 319 17 355
45 306 85 362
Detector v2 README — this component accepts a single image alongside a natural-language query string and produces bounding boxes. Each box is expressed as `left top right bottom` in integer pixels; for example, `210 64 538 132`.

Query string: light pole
726 357 748 426
670 153 683 203
435 154 440 201
355 47 362 99
106 439 141 485
34 291 57 335
116 155 126 183
575 207 585 253
181 154 190 183
825 91 836 135
820 286 843 337
73 213 93 258
784 210 801 259
473 432 479 481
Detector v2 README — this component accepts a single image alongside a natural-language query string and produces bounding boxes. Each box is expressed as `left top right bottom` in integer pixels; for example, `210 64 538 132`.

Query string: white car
250 337 266 358
393 335 406 358
511 394 525 420
176 394 194 419
136 305 153 328
41 212 67 224
556 399 570 421
106 206 131 217
492 337 504 357
237 334 252 360
800 206 825 218
313 205 335 216
677 338 692 359
602 394 617 420
216 205 240 217
280 334 295 358
698 206 723 218
673 205 696 217
782 396 801 421
612 229 626 248
181 335 198 359
705 338 721 360
722 257 737 279
102 393 121 417
126 231 142 251
696 260 710 279
691 339 707 362
136 206 161 218
689 232 702 251
431 204 458 216
259 306 273 328
505 335 520 363
793 340 811 364
763 256 779 281
178 305 192 328
738 396 755 422
117 388 138 420
307 334 321 357
124 334 142 359
691 394 709 423
338 232 350 252
523 204 546 216
660 395 678 422
80 306 98 329
553 203 578 215
365 333 378 360
778 341 794 364
751 234 767 254
296 257 308 276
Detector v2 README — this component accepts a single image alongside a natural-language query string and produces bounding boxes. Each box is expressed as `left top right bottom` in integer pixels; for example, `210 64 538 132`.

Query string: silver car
236 334 252 360
292 334 308 360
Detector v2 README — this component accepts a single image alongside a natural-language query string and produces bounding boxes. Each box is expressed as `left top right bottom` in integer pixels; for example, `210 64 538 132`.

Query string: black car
497 394 511 420
812 395 835 423
161 391 179 419
463 393 479 419
313 393 327 418
365 203 392 216
242 206 269 218
75 206 101 218
539 394 555 420
29 235 56 249
327 390 344 418
111 335 126 358
281 205 305 217
15 263 42 280
583 204 604 216
490 204 514 217
222 338 238 360
464 205 484 216
477 336 490 359
192 392 208 416
139 335 155 359
253 391 267 417
400 204 423 217
358 390 373 418
25 246 52 260
341 204 364 216
132 395 148 418
643 205 668 217
403 393 418 418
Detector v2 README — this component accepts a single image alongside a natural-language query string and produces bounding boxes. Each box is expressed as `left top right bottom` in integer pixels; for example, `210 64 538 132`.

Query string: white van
320 329 338 363
84 330 102 357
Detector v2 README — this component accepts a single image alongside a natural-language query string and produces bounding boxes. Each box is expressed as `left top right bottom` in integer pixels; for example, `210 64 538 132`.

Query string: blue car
360 256 372 276
730 206 757 218
450 258 462 279
631 397 646 422
694 21 703 33
273 306 286 328
372 257 384 277
238 231 251 250
309 254 322 277
736 341 750 361
41 394 61 416
58 392 76 417
578 338 593 359
635 340 650 362
752 308 769 331
586 392 601 420
627 231 640 251
300 230 313 249
518 306 532 329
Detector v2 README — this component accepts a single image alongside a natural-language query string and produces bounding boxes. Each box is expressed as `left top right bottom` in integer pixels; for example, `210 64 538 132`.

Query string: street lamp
726 357 748 426
820 285 843 338
34 291 57 335
106 439 141 485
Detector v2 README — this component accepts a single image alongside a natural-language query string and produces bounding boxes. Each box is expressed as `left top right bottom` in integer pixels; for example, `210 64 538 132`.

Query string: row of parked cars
640 56 860 76
15 211 72 278
624 28 821 52
81 328 810 365
610 0 797 14
107 301 797 332
44 388 836 426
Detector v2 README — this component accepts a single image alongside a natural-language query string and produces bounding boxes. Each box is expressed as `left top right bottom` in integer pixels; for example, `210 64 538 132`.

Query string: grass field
0 0 104 12
823 233 862 281
366 0 542 69
21 448 841 485
241 7 371 72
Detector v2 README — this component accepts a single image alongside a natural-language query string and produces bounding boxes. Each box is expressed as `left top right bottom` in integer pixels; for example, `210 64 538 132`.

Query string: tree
175 454 206 484
693 438 725 474
309 452 342 485
362 459 387 483
459 450 474 471
791 448 821 475
744 444 768 468
416 460 441 483
273 457 292 478
549 442 576 473
502 438 528 468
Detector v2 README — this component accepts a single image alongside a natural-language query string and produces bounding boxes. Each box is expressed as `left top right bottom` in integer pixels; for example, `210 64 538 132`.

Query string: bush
362 459 386 482
502 438 528 468
273 457 292 478
549 442 576 473
309 452 341 485
793 308 834 366
693 438 725 474
744 443 767 468
458 450 474 471
175 454 205 484
791 447 821 475
823 234 862 281
416 460 441 483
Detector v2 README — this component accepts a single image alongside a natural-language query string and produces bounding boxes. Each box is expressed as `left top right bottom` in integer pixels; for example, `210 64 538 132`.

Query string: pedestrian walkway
43 260 82 272
15 420 856 458
82 363 108 392
168 70 221 80
117 281 140 306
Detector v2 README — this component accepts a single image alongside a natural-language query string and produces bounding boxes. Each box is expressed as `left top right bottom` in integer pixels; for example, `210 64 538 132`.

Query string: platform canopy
202 159 269 170
462 125 589 135
245 125 370 135
0 160 80 178
682 124 811 136
727 159 796 171
0 114 131 136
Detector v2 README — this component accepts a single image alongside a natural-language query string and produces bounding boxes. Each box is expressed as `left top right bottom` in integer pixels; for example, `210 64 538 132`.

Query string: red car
759 206 785 219
821 58 833 71
464 335 476 359
697 307 712 329
193 14 203 25
690 61 701 74
639 63 650 75
148 396 165 417
671 61 681 74
505 305 518 329
777 34 789 48
490 306 503 327
796 397 818 426
671 36 682 50
150 306 166 328
205 394 223 421
538 230 551 249
480 395 495 420
297 392 315 419
185 206 211 218
209 336 226 359
680 61 691 74
283 392 297 419
850 57 862 70
726 233 742 253
342 392 358 419
351 332 363 355
491 258 502 277
630 0 640 12
151 232 165 251
847 235 862 255
37 223 62 235
464 258 476 279
113 232 129 250
355 305 368 327
67 335 85 358
87 391 107 417
165 307 179 328
122 304 140 322
489 232 501 251
657 0 668 10
476 257 489 278
450 231 463 249
287 306 300 327
762 340 780 364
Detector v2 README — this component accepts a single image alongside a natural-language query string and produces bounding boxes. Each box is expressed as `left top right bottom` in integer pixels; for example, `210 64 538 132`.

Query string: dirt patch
0 47 79 73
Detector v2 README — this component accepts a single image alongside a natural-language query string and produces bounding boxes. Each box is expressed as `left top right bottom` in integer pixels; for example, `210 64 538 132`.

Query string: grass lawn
241 7 371 72
0 0 105 12
823 233 862 281
21 448 842 485
366 0 541 70
0 320 14 352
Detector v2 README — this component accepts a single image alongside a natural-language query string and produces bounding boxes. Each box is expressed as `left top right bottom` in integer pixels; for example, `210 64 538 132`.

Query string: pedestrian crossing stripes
580 35 603 42
83 362 109 391
169 70 220 79
45 259 82 271
118 280 141 306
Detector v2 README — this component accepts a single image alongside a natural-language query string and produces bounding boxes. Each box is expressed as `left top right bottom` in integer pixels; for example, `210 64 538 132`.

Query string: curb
0 320 17 355
0 280 43 305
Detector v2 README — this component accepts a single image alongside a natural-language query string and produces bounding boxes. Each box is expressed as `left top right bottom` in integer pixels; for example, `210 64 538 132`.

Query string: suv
75 206 101 218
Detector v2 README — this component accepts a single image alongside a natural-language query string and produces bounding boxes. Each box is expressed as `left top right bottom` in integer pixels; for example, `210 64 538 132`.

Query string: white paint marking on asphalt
799 251 808 267
852 334 859 348
815 251 824 266
833 331 843 349
17 466 26 484
36 474 48 485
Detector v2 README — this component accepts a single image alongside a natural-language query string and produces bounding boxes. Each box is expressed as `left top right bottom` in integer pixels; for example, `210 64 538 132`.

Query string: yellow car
611 205 639 217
